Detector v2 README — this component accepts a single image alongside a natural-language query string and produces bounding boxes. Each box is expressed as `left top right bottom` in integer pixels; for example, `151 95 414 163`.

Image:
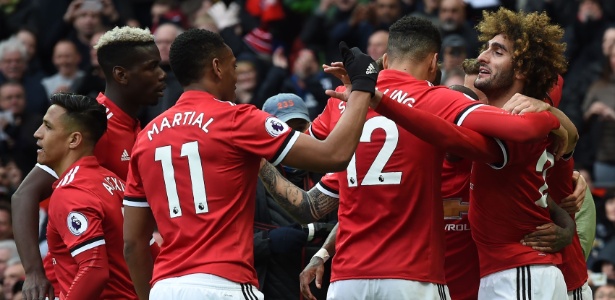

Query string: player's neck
183 82 225 101
53 150 94 177
103 88 140 119
486 83 524 108
388 61 432 81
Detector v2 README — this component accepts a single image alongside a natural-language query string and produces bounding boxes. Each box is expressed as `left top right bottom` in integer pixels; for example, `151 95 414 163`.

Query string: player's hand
339 41 378 96
502 93 551 115
549 125 568 160
559 171 586 214
324 62 352 102
22 271 54 300
299 256 326 300
521 222 572 253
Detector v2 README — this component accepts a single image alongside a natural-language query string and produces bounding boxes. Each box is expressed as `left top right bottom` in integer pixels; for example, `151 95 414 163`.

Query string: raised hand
339 41 378 96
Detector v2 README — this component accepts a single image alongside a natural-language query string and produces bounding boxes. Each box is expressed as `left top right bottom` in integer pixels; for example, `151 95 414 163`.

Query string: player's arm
374 95 503 164
259 160 339 224
123 205 156 300
11 165 56 299
64 245 110 299
521 197 575 253
300 223 338 300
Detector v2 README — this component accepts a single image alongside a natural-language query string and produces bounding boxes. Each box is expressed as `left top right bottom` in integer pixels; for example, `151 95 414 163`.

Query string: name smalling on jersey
147 111 214 141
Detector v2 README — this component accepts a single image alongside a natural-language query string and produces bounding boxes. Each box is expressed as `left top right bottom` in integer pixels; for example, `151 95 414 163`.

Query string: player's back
127 91 297 287
310 70 480 284
469 139 562 277
47 156 136 299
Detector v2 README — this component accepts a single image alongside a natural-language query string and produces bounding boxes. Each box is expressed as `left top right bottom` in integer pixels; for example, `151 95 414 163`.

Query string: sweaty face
474 34 516 98
33 105 72 170
125 45 167 106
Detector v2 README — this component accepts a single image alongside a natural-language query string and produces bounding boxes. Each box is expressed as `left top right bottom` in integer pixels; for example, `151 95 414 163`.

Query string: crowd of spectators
1 0 615 299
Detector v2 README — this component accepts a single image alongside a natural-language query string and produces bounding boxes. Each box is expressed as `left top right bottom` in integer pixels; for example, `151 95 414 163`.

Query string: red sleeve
375 95 503 164
123 144 148 206
546 156 574 204
231 104 300 166
376 93 560 143
315 172 340 198
52 188 106 258
63 246 109 300
457 105 560 143
309 88 346 140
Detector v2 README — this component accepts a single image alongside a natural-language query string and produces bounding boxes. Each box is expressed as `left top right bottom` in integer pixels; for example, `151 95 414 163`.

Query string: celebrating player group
11 6 592 300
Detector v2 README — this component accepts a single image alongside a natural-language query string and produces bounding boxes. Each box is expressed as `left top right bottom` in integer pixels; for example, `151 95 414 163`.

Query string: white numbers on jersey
155 141 209 218
534 150 554 208
347 116 402 187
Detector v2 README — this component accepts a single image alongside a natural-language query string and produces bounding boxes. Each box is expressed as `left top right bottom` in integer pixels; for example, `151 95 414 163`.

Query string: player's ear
514 69 526 80
429 53 438 73
68 132 84 150
112 66 128 85
382 53 389 70
212 57 223 80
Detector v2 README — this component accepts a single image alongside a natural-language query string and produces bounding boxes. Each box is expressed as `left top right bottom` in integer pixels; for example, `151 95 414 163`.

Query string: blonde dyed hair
94 26 154 50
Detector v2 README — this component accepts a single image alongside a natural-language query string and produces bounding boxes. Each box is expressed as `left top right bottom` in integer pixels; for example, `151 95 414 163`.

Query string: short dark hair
169 29 227 86
387 16 442 63
50 93 107 146
95 27 157 79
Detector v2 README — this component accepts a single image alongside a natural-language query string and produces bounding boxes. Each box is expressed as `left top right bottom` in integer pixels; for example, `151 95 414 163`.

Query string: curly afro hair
476 8 567 99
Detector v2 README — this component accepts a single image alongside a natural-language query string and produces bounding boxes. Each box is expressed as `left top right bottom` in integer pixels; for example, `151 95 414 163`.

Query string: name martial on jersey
146 111 214 141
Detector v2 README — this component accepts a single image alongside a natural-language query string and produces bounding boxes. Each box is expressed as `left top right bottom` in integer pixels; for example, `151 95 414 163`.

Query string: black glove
268 226 308 254
339 41 379 96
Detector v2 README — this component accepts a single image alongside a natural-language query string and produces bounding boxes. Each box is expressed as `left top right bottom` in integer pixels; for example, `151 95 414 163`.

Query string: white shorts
149 273 264 300
478 265 567 300
567 281 592 300
327 279 449 300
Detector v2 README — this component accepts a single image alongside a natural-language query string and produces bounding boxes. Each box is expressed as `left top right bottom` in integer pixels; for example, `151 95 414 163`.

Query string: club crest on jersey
67 212 88 236
265 117 289 137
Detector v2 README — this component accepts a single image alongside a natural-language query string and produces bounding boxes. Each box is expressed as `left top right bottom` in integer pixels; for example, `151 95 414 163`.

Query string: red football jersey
93 93 141 179
441 157 480 300
123 91 299 287
46 156 136 299
309 70 489 284
468 137 562 277
547 157 588 291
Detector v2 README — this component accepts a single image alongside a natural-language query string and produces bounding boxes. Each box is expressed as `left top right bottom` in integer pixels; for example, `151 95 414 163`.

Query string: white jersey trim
123 199 150 208
36 163 59 179
455 103 485 126
488 138 509 170
316 182 339 198
71 239 105 257
271 131 299 166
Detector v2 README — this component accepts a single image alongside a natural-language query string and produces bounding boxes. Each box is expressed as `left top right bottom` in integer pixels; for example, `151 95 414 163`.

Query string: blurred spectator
0 202 12 241
604 28 615 57
438 0 480 58
0 0 36 40
42 40 84 98
254 93 335 300
578 35 615 188
3 258 24 300
0 37 47 115
592 239 615 283
72 31 106 99
0 240 18 281
591 189 615 268
594 281 615 299
410 0 440 26
12 280 23 300
561 0 609 129
0 82 41 176
442 67 465 87
234 53 261 104
281 48 332 119
138 23 183 125
440 34 467 80
367 30 388 60
151 0 189 32
15 28 43 77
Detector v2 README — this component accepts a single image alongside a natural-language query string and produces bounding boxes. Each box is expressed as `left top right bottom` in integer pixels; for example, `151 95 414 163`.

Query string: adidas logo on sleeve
121 149 130 161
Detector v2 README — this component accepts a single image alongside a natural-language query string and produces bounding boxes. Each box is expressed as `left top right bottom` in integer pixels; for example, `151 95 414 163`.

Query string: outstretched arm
259 160 339 224
123 206 156 300
11 166 56 299
300 223 338 300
